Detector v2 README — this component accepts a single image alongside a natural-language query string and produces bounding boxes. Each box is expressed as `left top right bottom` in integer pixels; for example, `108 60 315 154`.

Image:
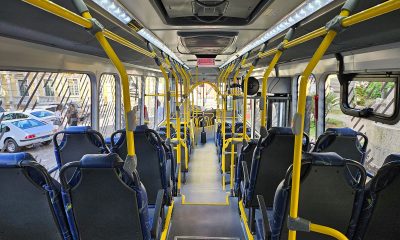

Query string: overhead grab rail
286 1 400 240
260 28 295 128
66 0 138 166
257 0 400 59
22 0 156 58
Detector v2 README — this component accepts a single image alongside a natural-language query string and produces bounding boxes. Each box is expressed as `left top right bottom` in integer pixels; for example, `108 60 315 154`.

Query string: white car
26 109 60 125
0 118 55 153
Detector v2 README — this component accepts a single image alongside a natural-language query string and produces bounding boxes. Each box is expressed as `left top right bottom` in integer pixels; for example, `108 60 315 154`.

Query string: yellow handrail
288 8 350 240
78 11 136 157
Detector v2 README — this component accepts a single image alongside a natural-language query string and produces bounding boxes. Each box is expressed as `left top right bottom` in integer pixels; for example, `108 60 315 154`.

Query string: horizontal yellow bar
23 0 92 28
103 30 156 58
285 27 327 49
342 0 400 27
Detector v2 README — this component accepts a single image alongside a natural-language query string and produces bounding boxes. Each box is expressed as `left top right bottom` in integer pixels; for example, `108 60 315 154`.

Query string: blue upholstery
110 127 172 204
234 139 257 195
326 127 358 136
53 126 109 173
313 128 368 164
355 154 400 240
63 126 91 133
60 153 154 240
244 127 295 208
0 153 71 240
267 152 366 240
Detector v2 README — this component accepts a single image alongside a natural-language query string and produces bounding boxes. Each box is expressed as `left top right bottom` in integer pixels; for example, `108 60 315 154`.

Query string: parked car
0 118 55 153
0 111 29 121
26 109 60 125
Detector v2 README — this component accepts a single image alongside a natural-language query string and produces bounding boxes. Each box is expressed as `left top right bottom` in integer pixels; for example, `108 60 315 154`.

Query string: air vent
150 0 273 26
178 31 237 55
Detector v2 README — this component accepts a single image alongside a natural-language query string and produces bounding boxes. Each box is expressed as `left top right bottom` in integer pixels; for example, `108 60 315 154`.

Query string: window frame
340 73 400 125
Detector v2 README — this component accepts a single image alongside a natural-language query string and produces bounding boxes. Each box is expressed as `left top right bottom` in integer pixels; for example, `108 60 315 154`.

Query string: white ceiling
121 0 305 67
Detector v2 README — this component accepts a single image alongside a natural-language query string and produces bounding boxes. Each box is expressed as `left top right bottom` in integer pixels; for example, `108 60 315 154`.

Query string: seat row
0 152 166 240
0 126 177 239
231 126 398 239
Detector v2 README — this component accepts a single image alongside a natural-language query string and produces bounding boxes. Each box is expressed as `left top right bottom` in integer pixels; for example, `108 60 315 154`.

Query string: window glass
121 75 142 128
348 76 396 117
30 111 54 118
325 74 400 174
99 74 116 136
0 71 92 173
12 119 45 129
157 78 165 125
298 75 317 141
145 76 156 128
0 71 91 130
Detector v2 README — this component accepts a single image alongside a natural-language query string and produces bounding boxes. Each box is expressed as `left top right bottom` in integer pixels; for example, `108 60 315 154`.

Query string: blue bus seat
53 126 108 179
110 125 172 204
313 128 368 164
234 139 258 196
256 152 366 240
355 154 400 240
0 153 71 240
60 153 165 240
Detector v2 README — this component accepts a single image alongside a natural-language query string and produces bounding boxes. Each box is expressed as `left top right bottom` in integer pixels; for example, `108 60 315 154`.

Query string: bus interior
0 0 400 240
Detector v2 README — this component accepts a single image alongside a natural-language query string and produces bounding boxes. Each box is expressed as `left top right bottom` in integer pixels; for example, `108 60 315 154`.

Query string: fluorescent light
92 0 188 68
92 0 133 24
137 28 186 67
220 0 334 68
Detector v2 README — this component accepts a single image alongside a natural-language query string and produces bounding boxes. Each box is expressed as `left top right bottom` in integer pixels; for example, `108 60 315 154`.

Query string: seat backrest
60 153 149 240
247 127 295 207
313 128 368 164
111 125 168 205
272 152 366 240
0 153 70 240
235 139 257 193
54 126 108 180
355 154 400 240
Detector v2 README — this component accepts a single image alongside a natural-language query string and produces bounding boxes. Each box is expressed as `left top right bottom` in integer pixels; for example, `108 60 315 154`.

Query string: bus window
120 75 142 128
0 71 92 128
298 75 317 141
157 77 165 125
325 74 400 174
99 74 116 136
145 76 156 128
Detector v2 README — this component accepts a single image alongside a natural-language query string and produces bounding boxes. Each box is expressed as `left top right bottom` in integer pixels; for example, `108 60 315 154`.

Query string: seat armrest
257 195 271 240
242 161 250 189
151 189 165 239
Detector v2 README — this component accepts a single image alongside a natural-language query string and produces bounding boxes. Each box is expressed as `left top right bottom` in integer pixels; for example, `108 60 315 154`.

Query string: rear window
12 119 45 129
30 111 54 118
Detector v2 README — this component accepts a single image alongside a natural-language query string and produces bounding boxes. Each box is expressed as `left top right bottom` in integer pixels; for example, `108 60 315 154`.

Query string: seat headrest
325 127 358 136
135 124 149 132
383 153 400 165
0 152 35 168
303 152 346 166
65 126 92 133
269 127 293 136
80 153 123 168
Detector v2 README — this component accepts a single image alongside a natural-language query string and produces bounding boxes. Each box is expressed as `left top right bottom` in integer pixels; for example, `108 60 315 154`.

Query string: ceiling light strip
92 0 132 24
220 0 335 68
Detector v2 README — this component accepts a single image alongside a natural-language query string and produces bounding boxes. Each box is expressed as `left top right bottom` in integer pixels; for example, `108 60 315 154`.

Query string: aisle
180 127 227 203
166 126 247 240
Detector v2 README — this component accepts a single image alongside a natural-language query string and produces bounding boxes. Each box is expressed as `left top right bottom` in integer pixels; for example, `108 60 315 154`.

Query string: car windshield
11 119 46 129
30 111 54 118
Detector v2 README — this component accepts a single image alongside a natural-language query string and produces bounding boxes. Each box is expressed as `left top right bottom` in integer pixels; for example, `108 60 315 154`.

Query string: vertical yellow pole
260 28 294 128
81 11 136 156
288 10 349 240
